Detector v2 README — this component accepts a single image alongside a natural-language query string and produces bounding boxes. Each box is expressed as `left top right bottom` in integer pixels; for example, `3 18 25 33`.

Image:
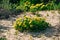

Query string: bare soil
0 10 60 40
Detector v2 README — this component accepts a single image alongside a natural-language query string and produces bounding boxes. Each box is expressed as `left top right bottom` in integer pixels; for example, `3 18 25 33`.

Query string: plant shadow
0 25 12 33
20 23 60 38
20 12 60 38
0 8 23 19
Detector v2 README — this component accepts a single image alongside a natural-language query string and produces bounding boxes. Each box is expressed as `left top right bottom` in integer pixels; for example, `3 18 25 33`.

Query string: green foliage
13 16 49 32
30 3 46 12
45 1 55 10
16 0 60 12
0 0 60 11
0 0 17 10
0 0 11 10
16 1 31 11
0 37 7 40
57 3 60 10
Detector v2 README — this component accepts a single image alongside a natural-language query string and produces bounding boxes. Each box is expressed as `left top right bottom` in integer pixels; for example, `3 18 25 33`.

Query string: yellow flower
41 5 45 9
16 18 22 21
25 1 30 4
30 6 36 9
19 22 22 26
35 4 40 7
29 20 32 24
34 17 40 21
40 3 43 5
30 25 33 27
13 22 17 27
46 4 48 6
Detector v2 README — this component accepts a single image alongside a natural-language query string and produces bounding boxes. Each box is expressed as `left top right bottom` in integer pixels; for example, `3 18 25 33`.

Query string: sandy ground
0 11 60 40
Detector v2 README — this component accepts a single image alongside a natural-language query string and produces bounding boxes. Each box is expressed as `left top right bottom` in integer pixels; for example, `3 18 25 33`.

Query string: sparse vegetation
0 0 60 40
16 0 60 12
0 0 60 12
13 15 49 32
